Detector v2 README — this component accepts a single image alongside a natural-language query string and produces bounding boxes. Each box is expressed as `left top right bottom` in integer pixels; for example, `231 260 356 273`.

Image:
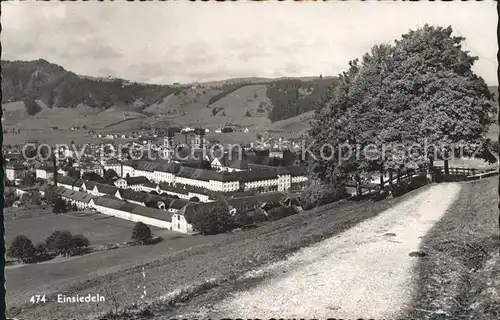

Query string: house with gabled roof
210 150 249 172
48 185 96 210
89 197 177 230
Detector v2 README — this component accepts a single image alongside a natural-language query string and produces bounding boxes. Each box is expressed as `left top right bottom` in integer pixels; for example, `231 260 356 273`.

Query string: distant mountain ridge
1 59 339 123
1 59 182 110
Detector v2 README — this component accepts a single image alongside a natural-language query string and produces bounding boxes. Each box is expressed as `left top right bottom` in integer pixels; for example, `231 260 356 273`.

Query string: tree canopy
309 25 496 192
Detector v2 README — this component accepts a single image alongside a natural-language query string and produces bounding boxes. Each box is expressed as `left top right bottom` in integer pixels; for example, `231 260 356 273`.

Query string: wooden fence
346 165 498 196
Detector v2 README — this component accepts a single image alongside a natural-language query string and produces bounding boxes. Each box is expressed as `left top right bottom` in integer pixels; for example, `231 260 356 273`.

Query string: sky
1 1 497 85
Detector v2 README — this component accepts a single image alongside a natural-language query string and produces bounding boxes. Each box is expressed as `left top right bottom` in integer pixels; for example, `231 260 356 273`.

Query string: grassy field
434 157 498 170
143 86 222 116
4 211 158 248
6 185 431 320
402 176 499 319
269 110 314 134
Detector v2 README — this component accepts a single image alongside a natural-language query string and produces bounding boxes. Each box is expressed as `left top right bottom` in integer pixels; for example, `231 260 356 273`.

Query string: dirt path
189 183 461 319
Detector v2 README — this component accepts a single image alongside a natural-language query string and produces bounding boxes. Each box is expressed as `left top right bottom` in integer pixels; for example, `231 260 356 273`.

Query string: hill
266 77 339 122
1 59 182 110
269 110 315 134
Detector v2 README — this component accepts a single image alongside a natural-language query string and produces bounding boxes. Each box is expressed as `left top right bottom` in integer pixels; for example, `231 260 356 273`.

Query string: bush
267 205 298 221
45 230 73 256
69 234 90 255
391 174 429 197
301 179 347 210
131 222 152 244
34 242 47 256
143 236 163 245
8 235 36 263
234 205 268 227
191 202 236 235
45 230 89 256
53 196 69 214
24 98 42 116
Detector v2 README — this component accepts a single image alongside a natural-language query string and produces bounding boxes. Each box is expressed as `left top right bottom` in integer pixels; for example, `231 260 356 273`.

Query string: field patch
4 211 147 248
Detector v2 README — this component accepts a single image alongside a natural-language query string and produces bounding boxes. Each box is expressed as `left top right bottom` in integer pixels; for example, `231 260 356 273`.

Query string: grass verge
95 186 431 320
402 177 499 320
8 185 430 320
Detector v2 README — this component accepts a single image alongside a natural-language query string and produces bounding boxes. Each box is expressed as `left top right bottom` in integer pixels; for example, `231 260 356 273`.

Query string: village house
48 185 96 210
113 177 127 189
36 166 54 180
119 176 150 191
234 170 279 193
5 162 27 183
210 150 249 172
114 188 168 209
158 183 214 202
89 197 176 230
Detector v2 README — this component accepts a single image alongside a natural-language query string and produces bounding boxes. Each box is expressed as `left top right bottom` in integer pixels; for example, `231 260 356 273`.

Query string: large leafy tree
8 235 36 263
309 24 496 192
381 25 496 174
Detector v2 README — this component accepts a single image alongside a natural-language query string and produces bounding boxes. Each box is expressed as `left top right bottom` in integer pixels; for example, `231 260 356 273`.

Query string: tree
45 230 73 256
45 230 89 256
104 168 118 181
191 202 235 235
34 242 47 256
67 168 81 179
53 196 69 214
301 177 347 210
21 172 36 186
245 110 252 117
68 234 90 255
82 171 103 182
189 196 200 202
376 25 496 179
131 222 152 244
8 235 36 263
309 25 495 196
23 98 42 116
200 160 211 170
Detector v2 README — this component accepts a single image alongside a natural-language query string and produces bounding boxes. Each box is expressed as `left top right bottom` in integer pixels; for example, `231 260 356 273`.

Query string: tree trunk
428 156 434 182
444 159 449 175
379 173 384 193
355 174 362 196
397 168 401 183
388 170 394 194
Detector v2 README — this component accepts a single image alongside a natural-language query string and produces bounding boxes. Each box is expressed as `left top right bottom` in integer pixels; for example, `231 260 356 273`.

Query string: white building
90 197 177 230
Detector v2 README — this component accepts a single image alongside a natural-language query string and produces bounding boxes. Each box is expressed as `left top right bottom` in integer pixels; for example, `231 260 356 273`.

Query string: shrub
234 205 268 227
68 234 90 255
53 196 69 214
131 222 152 244
391 174 429 197
191 202 236 235
244 111 252 117
34 242 47 256
24 98 42 116
267 205 298 221
8 235 36 263
45 230 73 256
301 179 347 210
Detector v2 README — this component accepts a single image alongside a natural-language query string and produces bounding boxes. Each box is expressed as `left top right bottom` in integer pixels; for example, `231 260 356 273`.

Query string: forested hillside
266 77 339 122
1 59 181 111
